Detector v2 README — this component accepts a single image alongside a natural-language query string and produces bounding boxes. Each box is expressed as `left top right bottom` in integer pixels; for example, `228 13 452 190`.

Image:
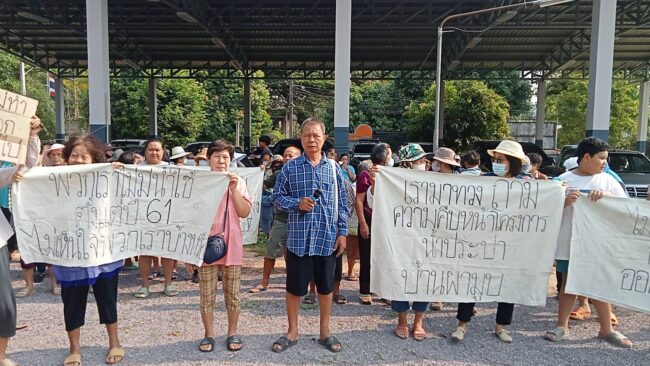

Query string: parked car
272 138 334 156
110 139 147 147
471 140 564 177
607 150 650 199
558 144 578 167
350 138 381 165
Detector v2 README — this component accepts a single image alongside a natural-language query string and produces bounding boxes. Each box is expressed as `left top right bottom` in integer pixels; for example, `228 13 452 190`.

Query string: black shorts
285 251 336 296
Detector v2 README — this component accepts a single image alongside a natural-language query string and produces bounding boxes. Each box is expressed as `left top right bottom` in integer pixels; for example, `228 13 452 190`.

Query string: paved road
6 251 650 366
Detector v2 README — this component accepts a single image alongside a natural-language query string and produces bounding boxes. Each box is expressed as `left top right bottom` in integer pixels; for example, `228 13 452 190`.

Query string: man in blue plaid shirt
271 117 348 354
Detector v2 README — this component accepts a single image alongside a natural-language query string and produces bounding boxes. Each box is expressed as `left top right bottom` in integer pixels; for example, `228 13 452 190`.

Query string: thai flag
48 73 55 97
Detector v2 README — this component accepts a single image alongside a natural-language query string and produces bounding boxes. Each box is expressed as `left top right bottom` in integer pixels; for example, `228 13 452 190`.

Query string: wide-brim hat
170 146 190 160
433 147 461 167
487 140 527 163
398 143 426 162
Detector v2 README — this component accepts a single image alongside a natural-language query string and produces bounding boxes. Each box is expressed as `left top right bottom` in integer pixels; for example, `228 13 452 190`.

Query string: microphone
300 189 322 215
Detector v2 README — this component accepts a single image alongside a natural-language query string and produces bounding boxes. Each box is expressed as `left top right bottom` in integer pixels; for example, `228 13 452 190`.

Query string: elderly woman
0 116 42 366
356 143 393 306
190 139 251 353
134 138 178 298
451 140 529 344
52 135 124 366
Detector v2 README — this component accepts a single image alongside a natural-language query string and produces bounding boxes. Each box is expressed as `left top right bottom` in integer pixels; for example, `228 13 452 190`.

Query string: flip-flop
249 285 268 294
106 347 125 364
344 275 358 281
226 335 243 352
198 337 215 352
334 294 347 304
133 287 150 299
569 307 592 320
395 325 409 340
318 336 343 353
360 295 372 305
163 285 178 297
272 336 298 353
15 287 34 298
544 326 567 342
302 293 315 305
598 331 632 348
63 353 82 366
412 327 428 342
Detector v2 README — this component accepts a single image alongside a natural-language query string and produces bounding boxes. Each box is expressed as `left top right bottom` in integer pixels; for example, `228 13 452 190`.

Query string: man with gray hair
272 117 348 353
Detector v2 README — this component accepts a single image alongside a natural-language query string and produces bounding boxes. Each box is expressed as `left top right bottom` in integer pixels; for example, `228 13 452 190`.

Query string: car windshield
608 154 650 174
354 144 375 154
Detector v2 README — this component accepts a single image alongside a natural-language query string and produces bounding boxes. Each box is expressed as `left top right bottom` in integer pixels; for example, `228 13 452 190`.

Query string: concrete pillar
637 80 649 153
243 77 252 153
333 0 352 155
86 0 111 143
585 0 617 142
54 78 65 142
149 78 158 138
535 80 546 148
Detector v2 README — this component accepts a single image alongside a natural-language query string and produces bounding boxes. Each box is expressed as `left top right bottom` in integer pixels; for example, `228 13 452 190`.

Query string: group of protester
0 116 644 366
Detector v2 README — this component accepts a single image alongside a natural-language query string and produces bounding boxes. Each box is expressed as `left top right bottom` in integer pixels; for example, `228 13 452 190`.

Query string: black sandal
226 335 243 352
334 294 347 305
272 336 298 353
198 337 215 352
318 336 343 353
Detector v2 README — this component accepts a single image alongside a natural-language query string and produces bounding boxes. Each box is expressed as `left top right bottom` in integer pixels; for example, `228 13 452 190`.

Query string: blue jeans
391 301 429 313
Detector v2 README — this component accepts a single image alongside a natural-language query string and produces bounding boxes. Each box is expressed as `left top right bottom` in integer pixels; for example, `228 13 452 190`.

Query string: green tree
110 78 149 139
405 81 511 152
484 71 534 118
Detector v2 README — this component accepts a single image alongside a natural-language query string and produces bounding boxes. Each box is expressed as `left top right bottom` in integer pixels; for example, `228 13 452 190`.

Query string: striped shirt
273 153 348 257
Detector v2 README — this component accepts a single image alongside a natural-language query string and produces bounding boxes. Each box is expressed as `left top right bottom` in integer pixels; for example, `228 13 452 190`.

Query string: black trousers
358 213 372 295
457 302 514 326
61 274 119 331
1 207 17 253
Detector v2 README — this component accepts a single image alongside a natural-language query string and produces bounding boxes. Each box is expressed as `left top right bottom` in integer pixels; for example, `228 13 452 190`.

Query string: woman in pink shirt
191 139 252 353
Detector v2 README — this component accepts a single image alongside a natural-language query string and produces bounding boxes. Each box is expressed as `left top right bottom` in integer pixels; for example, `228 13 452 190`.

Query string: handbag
203 192 229 264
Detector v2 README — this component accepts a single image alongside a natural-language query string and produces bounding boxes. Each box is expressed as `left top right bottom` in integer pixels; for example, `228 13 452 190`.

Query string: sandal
63 353 82 366
344 275 358 281
226 335 243 352
451 327 466 342
569 306 592 321
598 331 632 348
163 285 178 297
395 324 409 340
412 327 428 342
15 287 34 298
133 287 150 299
544 326 567 342
495 328 513 343
52 286 62 295
334 293 347 305
198 337 215 352
318 336 343 353
360 294 372 305
302 293 315 305
249 285 268 294
272 336 298 353
106 347 125 364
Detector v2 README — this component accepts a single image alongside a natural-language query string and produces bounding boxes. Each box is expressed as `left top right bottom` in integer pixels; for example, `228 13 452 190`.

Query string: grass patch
247 232 268 256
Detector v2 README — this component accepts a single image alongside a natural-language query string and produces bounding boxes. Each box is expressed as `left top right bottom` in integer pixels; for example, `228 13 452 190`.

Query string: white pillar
149 78 158 138
55 78 65 142
19 62 26 95
535 80 546 148
637 81 649 153
86 0 111 143
585 0 617 142
334 0 352 154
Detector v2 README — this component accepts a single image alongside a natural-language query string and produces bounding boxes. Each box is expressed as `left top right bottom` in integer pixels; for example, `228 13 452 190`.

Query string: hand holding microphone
299 189 322 214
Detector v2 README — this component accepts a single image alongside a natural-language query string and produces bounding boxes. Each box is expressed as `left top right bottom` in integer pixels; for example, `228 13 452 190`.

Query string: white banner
231 167 263 245
370 168 564 305
566 196 650 313
12 164 228 266
0 88 39 165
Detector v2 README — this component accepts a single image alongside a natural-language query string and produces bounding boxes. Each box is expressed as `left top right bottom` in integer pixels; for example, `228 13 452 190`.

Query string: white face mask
386 157 394 167
430 161 440 172
492 162 508 176
412 163 426 171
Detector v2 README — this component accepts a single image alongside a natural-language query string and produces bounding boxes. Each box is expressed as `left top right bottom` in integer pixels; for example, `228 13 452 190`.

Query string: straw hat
170 146 190 160
398 144 426 162
433 147 461 167
487 140 527 163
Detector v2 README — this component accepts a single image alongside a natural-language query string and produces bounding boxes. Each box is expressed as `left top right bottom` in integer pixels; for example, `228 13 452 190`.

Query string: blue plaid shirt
273 152 349 257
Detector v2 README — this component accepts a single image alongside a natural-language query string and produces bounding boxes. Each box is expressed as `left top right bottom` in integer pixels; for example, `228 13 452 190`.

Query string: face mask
412 163 426 171
492 163 508 176
386 158 394 167
430 161 440 172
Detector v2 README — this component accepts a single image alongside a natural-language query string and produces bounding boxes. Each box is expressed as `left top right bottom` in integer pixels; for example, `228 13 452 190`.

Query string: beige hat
433 147 461 167
170 146 190 160
488 140 527 163
46 143 65 156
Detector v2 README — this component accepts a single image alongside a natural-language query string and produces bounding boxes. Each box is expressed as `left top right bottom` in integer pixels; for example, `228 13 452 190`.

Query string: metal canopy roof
2 0 650 80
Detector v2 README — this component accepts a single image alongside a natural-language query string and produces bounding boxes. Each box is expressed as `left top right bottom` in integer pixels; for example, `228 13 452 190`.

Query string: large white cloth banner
12 164 228 266
231 167 263 245
0 88 38 165
370 168 564 305
566 196 650 313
